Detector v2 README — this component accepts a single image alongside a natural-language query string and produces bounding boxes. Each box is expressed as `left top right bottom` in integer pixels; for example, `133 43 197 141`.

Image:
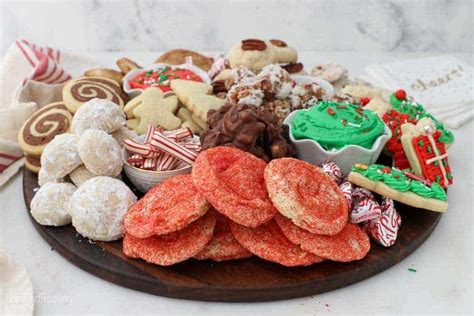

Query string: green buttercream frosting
291 101 385 150
352 164 447 201
389 93 454 144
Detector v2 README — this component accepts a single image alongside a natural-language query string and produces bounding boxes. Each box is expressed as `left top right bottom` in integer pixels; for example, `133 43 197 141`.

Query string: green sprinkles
408 268 417 273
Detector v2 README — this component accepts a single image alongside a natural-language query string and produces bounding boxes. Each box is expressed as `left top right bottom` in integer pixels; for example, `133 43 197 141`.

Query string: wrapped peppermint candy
339 181 353 209
320 160 343 184
350 188 382 223
363 197 401 247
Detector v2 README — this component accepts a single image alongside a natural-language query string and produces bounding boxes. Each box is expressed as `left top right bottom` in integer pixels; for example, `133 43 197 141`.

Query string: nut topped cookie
228 39 277 72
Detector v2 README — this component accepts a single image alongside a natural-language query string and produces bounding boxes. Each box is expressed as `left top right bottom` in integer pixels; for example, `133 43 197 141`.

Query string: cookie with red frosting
192 146 277 227
123 210 216 266
124 174 210 238
229 219 323 267
274 214 370 262
264 158 348 235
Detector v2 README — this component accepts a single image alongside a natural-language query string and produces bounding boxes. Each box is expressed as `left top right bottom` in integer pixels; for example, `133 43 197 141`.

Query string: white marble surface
0 51 472 315
1 0 473 55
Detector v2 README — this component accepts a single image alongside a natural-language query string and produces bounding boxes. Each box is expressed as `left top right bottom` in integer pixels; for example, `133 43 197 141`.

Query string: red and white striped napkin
0 39 98 187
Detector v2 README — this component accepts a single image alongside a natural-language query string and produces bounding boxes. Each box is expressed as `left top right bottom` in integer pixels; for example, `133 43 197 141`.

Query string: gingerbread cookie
177 107 202 134
401 118 453 188
30 182 76 226
69 176 137 241
40 134 82 178
71 98 126 134
125 87 181 134
77 129 123 177
62 77 126 113
18 102 72 157
349 164 448 212
155 49 213 72
228 39 277 72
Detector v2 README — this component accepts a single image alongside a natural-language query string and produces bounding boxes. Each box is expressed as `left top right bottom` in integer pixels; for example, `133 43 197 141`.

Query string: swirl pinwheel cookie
18 102 73 158
62 77 126 113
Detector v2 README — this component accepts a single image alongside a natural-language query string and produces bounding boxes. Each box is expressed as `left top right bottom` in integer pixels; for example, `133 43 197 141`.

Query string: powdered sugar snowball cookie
71 98 126 134
69 165 96 186
40 133 82 178
78 129 123 177
30 182 76 226
69 176 137 241
264 158 348 235
111 126 138 146
38 167 63 186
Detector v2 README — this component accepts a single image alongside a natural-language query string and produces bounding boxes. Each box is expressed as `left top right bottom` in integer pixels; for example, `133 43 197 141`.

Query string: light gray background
1 0 473 54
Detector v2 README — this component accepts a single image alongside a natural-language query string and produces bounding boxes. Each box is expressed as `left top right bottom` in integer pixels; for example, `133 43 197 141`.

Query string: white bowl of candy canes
121 126 201 193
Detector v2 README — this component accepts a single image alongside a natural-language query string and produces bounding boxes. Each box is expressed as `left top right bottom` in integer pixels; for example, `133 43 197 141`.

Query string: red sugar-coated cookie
124 174 210 238
264 158 348 235
275 214 370 262
229 220 324 267
194 212 253 262
123 210 216 266
192 146 277 227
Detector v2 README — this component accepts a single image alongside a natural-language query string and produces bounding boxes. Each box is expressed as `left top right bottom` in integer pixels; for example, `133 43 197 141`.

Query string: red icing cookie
192 146 277 227
229 220 323 267
123 211 216 266
383 109 416 170
129 67 203 92
264 158 348 235
275 214 370 262
124 174 210 238
194 212 252 262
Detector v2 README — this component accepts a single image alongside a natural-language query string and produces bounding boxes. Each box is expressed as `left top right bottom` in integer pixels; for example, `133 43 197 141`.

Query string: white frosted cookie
269 39 297 64
111 126 138 146
30 182 76 226
40 134 82 178
228 39 277 72
69 177 137 241
78 129 123 177
69 165 96 186
38 167 63 187
71 98 125 134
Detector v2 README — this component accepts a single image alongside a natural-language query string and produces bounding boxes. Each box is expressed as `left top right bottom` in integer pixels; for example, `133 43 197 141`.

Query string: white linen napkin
362 56 473 128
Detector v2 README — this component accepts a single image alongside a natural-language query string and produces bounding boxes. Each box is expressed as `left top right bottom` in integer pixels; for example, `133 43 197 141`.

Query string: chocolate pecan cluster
200 103 295 161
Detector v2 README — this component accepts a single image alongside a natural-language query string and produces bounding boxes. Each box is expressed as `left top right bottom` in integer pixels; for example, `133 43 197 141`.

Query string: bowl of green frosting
284 100 392 175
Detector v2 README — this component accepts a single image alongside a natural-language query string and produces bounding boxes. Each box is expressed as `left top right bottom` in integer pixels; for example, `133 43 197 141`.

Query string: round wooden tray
23 168 441 302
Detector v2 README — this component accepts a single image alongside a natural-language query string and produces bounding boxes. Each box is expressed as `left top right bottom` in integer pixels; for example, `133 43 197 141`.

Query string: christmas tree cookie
348 163 448 213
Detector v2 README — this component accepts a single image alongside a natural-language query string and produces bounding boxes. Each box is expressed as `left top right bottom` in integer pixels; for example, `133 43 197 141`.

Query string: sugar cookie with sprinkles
275 214 370 262
264 158 348 235
229 220 324 267
123 211 216 266
192 146 277 227
349 163 448 212
194 212 252 262
62 76 126 113
124 174 210 238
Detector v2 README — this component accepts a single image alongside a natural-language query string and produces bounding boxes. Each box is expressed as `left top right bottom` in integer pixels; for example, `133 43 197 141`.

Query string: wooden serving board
23 169 441 302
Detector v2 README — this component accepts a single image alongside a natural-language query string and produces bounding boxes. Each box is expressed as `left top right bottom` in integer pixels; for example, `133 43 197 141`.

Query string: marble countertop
0 52 472 315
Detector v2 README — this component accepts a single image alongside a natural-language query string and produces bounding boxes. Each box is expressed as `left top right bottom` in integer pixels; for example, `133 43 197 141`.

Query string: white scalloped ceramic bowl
121 135 197 193
284 109 392 176
123 63 211 98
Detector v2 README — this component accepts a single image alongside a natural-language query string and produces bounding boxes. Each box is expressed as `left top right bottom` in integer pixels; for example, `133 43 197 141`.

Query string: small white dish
291 75 334 99
121 135 198 193
123 63 211 98
284 109 392 175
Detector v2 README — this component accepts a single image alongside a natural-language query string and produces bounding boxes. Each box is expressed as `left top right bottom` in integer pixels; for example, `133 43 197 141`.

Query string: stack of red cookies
123 146 370 267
